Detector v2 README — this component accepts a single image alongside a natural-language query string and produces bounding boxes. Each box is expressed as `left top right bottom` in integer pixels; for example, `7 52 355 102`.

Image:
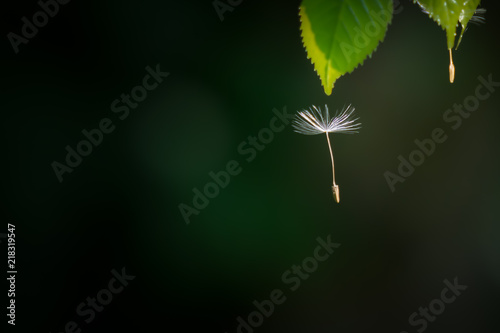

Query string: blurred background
1 0 499 332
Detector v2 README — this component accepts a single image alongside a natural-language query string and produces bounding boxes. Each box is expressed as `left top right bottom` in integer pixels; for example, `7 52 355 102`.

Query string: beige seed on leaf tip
449 49 455 83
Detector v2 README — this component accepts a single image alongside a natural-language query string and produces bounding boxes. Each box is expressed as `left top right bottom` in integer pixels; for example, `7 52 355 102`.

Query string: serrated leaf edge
299 1 393 95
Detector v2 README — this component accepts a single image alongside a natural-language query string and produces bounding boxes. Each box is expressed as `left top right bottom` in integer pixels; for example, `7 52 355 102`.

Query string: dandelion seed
292 104 361 203
469 8 486 25
449 48 455 83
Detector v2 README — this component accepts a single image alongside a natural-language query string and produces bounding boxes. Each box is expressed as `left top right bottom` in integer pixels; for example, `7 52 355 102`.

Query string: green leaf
413 0 481 50
300 0 393 95
413 0 481 82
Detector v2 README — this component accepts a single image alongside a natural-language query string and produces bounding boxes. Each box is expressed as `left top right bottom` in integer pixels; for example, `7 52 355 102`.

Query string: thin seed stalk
325 132 340 203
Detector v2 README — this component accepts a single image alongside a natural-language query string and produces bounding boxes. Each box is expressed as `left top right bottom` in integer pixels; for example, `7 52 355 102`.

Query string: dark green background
1 0 499 332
